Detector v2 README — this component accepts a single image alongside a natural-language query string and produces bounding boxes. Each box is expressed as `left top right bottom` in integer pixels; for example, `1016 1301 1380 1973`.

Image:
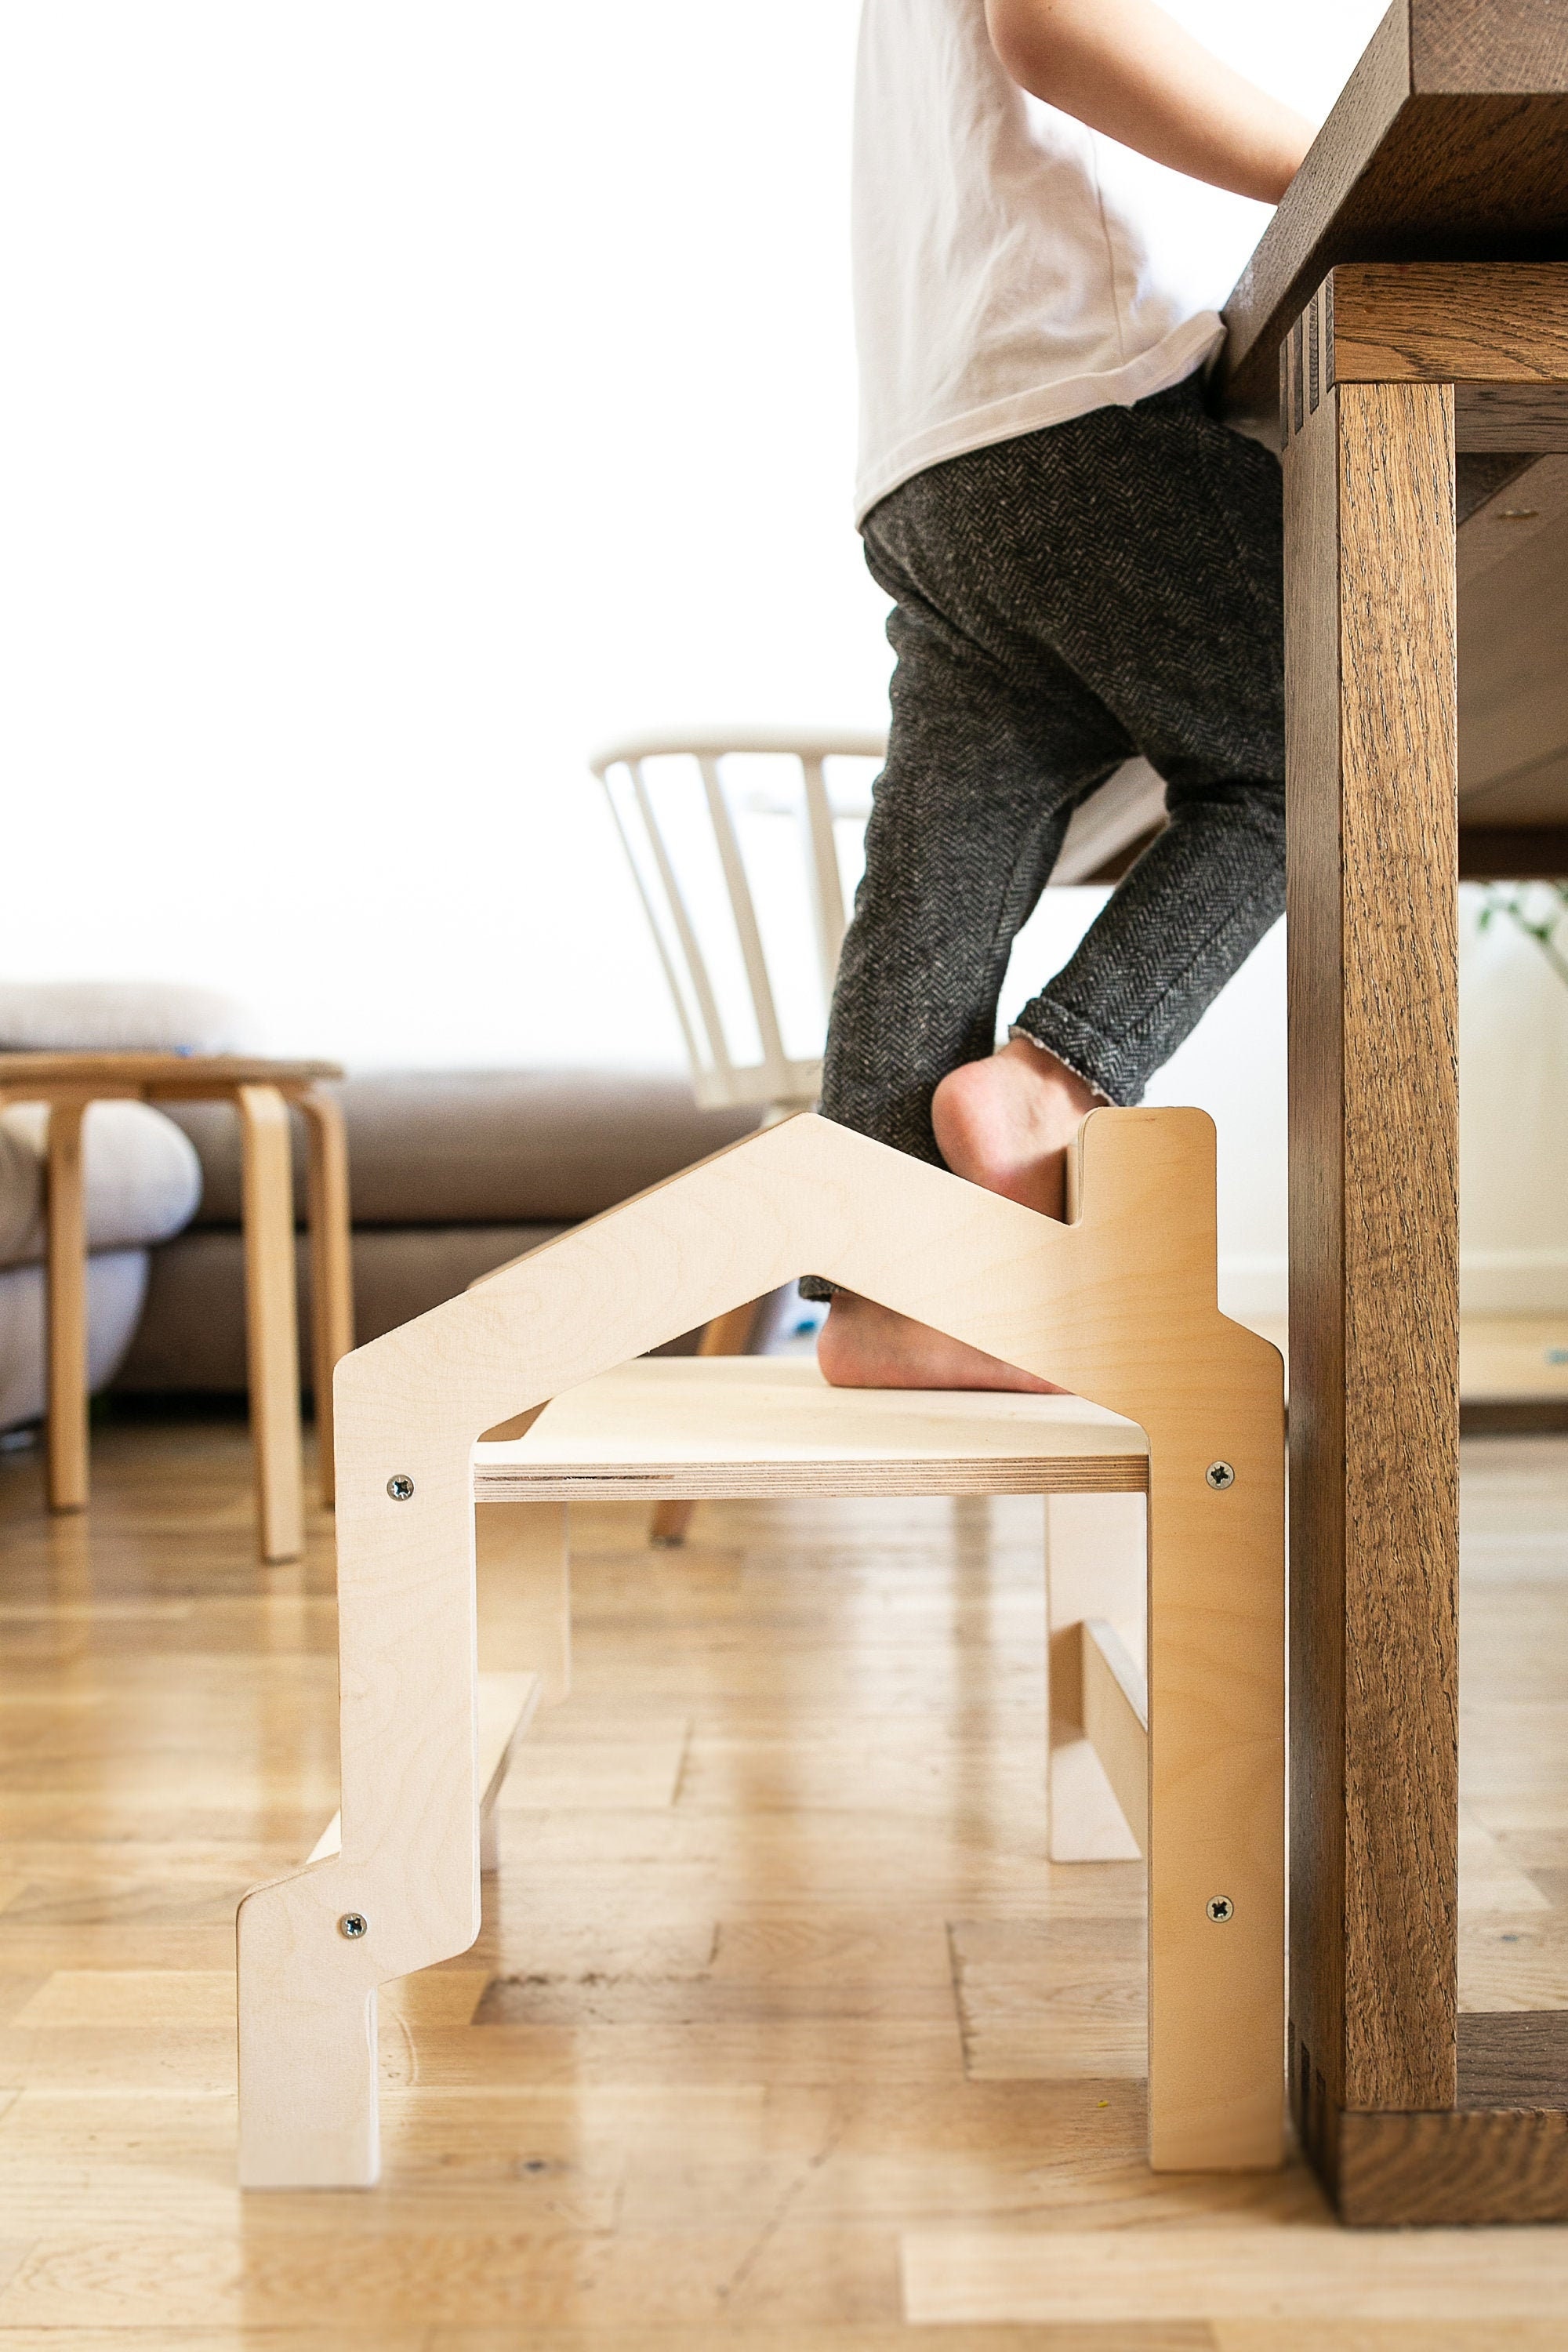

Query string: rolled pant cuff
1009 1000 1141 1108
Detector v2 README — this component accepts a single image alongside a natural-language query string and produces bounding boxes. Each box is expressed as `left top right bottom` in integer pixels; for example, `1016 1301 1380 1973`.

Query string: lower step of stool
306 1671 541 1871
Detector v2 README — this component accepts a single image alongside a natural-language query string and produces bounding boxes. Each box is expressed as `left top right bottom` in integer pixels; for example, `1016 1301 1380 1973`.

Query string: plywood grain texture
476 1358 1150 1501
238 1107 1285 2187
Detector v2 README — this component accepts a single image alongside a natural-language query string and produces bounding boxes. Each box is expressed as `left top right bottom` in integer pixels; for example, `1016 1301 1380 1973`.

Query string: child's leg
815 580 1135 1167
809 571 1134 1389
816 376 1285 1387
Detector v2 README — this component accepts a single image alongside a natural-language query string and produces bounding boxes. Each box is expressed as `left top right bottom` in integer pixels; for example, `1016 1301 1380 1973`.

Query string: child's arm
985 0 1316 204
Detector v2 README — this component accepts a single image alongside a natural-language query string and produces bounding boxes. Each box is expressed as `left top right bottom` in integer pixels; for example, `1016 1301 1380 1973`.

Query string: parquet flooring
0 1412 1565 2343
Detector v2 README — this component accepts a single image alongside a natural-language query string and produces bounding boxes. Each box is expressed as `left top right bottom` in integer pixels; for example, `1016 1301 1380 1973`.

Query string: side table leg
300 1088 354 1507
44 1098 89 1513
239 1084 305 1563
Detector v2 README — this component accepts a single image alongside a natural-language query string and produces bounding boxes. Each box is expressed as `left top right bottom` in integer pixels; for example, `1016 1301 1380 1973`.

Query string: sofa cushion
0 1250 151 1429
165 1069 757 1229
0 980 255 1053
113 1224 569 1393
0 1102 202 1269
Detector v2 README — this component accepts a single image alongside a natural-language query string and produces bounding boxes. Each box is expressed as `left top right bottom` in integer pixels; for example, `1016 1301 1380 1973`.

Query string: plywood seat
474 1356 1149 1501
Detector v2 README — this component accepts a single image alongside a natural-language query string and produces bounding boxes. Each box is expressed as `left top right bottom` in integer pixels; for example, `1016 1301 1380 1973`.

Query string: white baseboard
1459 1251 1568 1316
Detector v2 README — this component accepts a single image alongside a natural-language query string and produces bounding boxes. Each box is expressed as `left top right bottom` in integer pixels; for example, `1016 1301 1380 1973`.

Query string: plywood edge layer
473 1457 1151 1502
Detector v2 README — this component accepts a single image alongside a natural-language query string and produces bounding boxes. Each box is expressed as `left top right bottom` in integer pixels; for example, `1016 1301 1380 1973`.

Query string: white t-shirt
851 0 1381 521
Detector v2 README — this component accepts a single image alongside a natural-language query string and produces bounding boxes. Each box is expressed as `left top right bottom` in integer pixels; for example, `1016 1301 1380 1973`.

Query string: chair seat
473 1354 1149 1501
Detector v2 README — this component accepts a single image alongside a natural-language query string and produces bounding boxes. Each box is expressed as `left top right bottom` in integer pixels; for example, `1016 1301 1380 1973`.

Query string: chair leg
300 1087 354 1507
238 1084 305 1563
648 1294 767 1546
1044 1493 1144 1862
44 1097 89 1514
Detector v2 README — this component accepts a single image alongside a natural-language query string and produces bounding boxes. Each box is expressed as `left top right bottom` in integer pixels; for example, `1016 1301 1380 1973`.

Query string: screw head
339 1911 369 1939
1207 1896 1235 1924
1205 1461 1236 1490
387 1475 415 1501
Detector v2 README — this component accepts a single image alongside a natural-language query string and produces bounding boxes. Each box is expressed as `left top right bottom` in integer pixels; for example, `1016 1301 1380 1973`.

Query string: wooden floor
1 1415 1567 2346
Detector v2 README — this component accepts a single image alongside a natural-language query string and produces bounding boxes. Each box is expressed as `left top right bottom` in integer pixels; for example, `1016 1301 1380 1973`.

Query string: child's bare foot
931 1034 1100 1217
818 1037 1101 1390
816 1290 1062 1392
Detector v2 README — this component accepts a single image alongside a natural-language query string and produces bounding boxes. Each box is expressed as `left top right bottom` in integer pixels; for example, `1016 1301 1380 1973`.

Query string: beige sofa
114 1069 757 1397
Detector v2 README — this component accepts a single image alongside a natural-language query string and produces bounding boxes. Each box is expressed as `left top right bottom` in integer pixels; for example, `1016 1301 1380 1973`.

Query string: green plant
1476 881 1568 989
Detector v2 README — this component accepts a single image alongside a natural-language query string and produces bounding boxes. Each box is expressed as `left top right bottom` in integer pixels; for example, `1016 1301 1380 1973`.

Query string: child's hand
985 0 1316 205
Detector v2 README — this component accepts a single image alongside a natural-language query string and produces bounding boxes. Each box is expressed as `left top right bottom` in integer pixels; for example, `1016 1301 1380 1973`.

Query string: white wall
0 1 880 1071
4 2 1566 1313
1015 889 1568 1321
1460 887 1568 1313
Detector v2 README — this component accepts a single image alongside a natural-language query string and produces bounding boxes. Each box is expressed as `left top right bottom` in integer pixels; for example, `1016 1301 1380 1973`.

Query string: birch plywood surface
242 1106 1283 2183
0 1416 1566 2334
474 1356 1149 1501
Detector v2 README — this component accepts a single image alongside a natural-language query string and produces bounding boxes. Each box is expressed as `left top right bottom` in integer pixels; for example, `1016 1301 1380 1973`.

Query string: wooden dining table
1212 0 1568 2225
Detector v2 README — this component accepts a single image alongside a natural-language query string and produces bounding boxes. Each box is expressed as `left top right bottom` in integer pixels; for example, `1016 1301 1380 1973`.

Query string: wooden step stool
237 1104 1283 2187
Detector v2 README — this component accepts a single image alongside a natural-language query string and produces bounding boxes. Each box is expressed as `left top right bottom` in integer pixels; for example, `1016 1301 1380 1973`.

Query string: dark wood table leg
1283 370 1461 2194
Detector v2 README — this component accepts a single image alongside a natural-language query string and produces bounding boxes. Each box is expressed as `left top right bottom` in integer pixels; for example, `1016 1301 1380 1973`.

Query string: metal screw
1207 1896 1235 1924
387 1475 415 1501
339 1911 369 1939
1206 1461 1236 1490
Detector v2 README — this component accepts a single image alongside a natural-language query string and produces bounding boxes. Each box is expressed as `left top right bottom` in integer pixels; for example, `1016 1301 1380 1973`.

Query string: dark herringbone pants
814 368 1284 1201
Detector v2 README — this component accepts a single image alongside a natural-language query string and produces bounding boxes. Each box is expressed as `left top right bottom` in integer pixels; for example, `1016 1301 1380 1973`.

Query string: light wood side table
0 1053 353 1563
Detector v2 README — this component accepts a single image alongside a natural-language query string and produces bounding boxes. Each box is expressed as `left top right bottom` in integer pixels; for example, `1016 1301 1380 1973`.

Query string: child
810 0 1332 1390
